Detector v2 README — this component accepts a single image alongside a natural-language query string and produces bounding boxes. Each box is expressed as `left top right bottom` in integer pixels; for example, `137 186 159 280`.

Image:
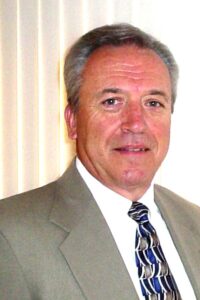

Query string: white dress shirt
76 158 196 299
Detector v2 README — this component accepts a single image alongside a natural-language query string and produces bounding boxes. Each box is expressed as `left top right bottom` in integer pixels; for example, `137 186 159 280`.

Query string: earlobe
65 105 77 139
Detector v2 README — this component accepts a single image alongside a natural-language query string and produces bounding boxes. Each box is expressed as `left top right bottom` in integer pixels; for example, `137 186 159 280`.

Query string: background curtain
0 0 200 206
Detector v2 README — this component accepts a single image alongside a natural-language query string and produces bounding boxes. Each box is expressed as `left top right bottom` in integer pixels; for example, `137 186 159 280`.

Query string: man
0 24 199 300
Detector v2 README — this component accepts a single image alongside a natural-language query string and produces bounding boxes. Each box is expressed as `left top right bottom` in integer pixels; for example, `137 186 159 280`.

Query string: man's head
64 24 178 200
64 23 178 113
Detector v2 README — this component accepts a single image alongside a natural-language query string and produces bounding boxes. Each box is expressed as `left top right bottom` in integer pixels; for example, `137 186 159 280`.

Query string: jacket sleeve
0 232 32 300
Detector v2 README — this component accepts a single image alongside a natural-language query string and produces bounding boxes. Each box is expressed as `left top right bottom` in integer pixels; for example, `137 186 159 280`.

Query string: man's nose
121 103 147 133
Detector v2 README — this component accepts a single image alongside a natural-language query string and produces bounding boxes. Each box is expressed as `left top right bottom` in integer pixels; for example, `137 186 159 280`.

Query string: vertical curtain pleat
38 0 60 186
1 1 18 196
17 0 39 192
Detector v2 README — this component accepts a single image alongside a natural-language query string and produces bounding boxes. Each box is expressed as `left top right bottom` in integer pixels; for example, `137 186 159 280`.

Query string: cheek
76 113 106 148
148 115 170 138
89 114 120 139
153 122 171 149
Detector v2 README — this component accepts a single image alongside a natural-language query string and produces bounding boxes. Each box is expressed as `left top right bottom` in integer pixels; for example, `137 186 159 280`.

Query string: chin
121 169 153 187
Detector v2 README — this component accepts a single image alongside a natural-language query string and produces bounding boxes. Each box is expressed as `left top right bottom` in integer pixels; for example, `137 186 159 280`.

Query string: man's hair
64 23 178 112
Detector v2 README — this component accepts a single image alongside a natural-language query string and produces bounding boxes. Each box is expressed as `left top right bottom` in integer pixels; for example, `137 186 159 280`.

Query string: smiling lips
114 145 150 153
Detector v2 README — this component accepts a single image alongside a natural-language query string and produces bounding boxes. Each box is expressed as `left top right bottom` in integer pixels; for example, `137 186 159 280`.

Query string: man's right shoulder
0 180 57 227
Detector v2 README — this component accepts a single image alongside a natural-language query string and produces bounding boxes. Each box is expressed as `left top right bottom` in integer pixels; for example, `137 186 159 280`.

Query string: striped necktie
128 202 181 300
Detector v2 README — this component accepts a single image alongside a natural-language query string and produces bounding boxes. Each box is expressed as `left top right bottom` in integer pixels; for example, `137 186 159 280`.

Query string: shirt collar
76 158 155 213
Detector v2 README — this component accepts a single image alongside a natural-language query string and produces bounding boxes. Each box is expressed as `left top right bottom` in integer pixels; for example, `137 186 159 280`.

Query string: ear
65 105 77 140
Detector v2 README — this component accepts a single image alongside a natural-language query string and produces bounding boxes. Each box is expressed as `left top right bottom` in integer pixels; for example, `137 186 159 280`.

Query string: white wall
0 0 200 206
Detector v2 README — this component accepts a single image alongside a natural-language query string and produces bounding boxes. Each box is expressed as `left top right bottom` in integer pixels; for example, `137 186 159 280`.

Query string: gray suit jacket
0 161 200 300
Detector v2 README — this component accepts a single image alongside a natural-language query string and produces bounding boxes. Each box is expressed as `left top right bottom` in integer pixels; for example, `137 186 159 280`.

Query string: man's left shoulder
154 184 200 217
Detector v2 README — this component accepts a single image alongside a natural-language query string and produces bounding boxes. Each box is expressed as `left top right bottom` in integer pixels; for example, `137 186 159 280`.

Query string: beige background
0 0 200 206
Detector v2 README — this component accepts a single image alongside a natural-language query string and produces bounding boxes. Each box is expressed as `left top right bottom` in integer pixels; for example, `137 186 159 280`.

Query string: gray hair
64 23 178 112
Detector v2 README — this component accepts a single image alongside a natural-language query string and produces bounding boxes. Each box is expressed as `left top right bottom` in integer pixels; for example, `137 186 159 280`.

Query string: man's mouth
114 146 150 153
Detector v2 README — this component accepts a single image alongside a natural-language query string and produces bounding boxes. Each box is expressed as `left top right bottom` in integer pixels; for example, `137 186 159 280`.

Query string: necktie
128 202 181 300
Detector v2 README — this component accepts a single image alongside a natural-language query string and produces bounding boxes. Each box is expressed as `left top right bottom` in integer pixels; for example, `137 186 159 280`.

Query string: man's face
66 45 172 200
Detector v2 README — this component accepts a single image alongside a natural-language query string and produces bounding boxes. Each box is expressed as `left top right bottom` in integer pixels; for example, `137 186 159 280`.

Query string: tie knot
128 202 149 224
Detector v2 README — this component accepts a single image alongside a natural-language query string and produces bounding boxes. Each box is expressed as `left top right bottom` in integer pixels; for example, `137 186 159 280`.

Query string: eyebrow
96 88 123 97
148 89 170 102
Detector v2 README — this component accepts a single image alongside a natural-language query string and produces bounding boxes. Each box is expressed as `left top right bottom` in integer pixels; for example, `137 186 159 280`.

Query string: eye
146 99 165 108
100 97 124 111
102 98 119 106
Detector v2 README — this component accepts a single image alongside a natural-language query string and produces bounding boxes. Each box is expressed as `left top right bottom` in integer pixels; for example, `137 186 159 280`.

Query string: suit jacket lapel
50 161 139 300
155 184 200 298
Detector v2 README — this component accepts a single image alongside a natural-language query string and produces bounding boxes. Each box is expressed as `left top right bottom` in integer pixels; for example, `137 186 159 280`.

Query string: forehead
81 45 171 92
